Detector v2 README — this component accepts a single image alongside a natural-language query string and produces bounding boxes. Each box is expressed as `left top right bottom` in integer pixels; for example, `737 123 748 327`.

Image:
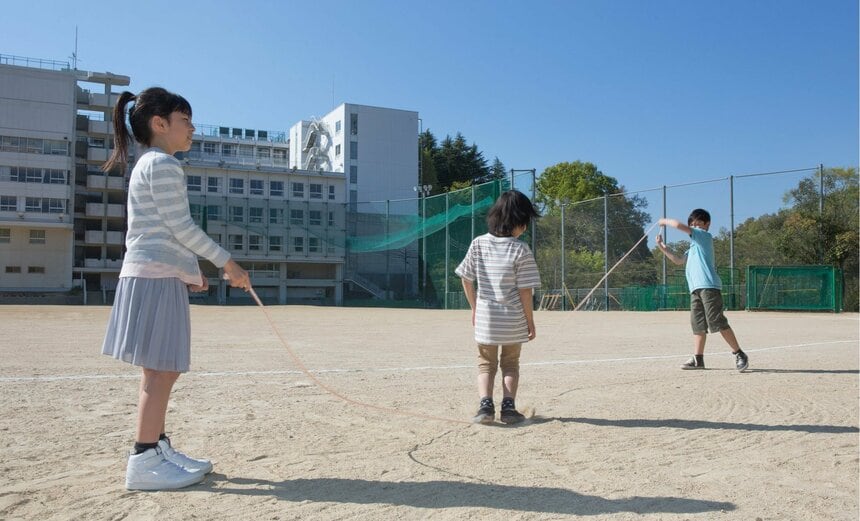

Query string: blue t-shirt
685 227 722 293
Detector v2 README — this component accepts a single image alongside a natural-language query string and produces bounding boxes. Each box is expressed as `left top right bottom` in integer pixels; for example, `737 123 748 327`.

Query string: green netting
747 265 842 312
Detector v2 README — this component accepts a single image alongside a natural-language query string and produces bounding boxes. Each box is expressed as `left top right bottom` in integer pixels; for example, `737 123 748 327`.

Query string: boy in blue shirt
656 209 749 371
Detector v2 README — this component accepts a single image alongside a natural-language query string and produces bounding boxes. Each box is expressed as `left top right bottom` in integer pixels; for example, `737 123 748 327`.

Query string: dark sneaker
499 398 525 425
680 356 705 370
735 351 749 372
472 398 495 424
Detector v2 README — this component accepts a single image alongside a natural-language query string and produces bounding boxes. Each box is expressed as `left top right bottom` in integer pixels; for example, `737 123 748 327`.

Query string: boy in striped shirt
456 190 541 424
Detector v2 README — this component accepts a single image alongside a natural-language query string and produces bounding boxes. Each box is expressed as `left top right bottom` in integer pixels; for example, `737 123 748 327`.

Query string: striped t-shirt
120 148 231 285
455 233 541 345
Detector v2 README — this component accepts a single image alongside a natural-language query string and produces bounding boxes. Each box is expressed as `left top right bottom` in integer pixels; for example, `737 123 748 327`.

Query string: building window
0 228 10 243
292 182 304 198
0 196 15 211
293 236 304 253
229 178 244 194
203 142 217 155
349 190 358 212
28 266 45 274
350 113 358 135
349 165 357 184
270 180 284 197
229 234 243 251
335 144 341 156
222 144 235 156
257 147 271 159
309 237 319 253
187 175 202 192
309 183 323 199
189 204 202 221
5 266 21 273
29 230 46 244
207 177 221 193
250 179 264 196
328 211 335 226
239 145 254 158
328 185 336 200
48 199 65 213
269 208 282 224
208 233 221 244
273 149 287 163
269 236 282 252
206 205 221 221
290 209 304 225
230 206 244 223
248 235 262 251
335 120 342 134
48 170 67 184
309 210 321 226
349 141 358 160
26 168 42 183
249 207 263 223
25 197 41 212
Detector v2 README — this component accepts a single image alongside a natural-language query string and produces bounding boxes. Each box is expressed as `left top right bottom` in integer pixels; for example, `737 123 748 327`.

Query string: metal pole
444 192 449 309
603 194 609 311
818 163 824 263
422 193 427 305
560 201 566 311
530 169 536 255
471 185 475 239
386 199 390 298
509 168 514 191
729 176 735 308
661 185 667 286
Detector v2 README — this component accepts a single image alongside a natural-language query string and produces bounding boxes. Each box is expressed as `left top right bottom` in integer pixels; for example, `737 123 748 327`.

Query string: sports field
1 305 857 520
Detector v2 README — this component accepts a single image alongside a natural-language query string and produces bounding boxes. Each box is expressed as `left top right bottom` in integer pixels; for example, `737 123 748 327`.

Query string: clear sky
3 0 857 234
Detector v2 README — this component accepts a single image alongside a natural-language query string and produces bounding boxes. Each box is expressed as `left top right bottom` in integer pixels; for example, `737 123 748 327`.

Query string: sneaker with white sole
158 438 213 474
125 447 206 491
680 356 705 370
735 351 749 372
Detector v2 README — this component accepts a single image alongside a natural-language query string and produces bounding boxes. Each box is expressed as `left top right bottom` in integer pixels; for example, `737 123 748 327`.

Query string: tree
535 161 620 212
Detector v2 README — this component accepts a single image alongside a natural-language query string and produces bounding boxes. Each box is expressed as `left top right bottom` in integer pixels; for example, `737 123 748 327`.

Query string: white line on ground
0 339 854 383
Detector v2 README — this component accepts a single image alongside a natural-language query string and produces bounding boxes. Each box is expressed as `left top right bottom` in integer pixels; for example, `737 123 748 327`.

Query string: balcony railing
0 54 70 71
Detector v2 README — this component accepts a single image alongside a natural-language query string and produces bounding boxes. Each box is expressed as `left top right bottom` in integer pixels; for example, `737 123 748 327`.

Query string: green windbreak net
347 194 497 253
747 265 842 312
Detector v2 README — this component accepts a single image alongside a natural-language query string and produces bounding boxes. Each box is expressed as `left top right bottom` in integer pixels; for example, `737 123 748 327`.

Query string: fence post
819 163 824 263
604 194 609 311
385 199 390 299
560 201 566 311
662 185 667 310
444 192 449 309
729 175 735 308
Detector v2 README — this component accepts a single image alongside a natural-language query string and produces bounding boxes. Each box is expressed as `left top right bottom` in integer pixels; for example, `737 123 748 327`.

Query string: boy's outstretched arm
658 217 692 235
461 277 477 326
655 233 686 266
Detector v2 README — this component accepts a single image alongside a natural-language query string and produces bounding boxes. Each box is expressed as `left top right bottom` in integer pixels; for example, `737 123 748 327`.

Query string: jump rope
240 221 660 426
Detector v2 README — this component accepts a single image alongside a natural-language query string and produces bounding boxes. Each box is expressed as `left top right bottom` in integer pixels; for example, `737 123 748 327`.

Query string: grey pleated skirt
101 277 192 372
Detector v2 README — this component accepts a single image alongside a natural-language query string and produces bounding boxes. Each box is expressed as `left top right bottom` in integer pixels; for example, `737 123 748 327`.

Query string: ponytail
102 87 192 173
103 91 136 172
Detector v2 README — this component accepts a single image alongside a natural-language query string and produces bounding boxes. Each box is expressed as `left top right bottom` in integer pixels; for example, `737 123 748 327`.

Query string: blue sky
3 0 857 234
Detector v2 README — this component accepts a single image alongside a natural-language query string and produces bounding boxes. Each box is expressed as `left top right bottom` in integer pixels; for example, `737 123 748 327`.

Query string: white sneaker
125 447 206 491
158 438 214 474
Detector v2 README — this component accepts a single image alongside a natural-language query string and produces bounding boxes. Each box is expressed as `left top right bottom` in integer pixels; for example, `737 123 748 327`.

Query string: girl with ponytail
101 87 250 490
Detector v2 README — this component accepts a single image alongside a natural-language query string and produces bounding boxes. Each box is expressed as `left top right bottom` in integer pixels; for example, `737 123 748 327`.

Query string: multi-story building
0 54 420 304
0 55 129 301
182 125 346 305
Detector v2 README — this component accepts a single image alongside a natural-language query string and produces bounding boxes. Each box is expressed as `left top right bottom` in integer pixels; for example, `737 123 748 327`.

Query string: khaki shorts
690 288 730 334
477 343 522 375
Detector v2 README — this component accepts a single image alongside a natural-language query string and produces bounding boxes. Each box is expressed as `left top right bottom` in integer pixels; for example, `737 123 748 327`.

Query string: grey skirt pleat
101 277 191 372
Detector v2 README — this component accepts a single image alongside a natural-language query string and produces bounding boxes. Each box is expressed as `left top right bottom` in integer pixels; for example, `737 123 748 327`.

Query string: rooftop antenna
70 25 79 70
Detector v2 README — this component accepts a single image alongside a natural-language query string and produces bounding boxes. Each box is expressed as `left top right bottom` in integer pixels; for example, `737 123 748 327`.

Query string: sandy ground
0 305 857 520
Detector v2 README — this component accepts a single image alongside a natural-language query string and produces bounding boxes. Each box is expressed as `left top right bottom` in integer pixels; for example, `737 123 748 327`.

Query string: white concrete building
0 55 129 298
183 126 346 305
290 103 419 208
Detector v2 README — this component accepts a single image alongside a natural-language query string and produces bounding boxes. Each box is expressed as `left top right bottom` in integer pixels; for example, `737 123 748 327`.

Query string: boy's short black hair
688 208 711 226
487 190 539 237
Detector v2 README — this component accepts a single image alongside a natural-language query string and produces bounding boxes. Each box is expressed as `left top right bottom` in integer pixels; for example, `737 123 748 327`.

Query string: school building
0 53 419 305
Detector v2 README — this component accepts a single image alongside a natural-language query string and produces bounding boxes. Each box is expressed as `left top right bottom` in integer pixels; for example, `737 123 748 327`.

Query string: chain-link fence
344 165 855 311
